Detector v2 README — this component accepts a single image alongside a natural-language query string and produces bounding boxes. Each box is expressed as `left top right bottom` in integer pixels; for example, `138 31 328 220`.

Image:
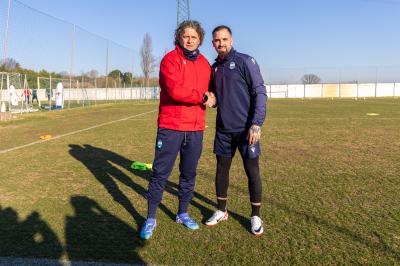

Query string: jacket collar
175 44 184 56
215 48 236 64
175 44 200 61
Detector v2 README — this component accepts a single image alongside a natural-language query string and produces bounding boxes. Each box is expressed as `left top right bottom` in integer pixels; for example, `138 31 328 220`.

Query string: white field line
268 117 400 120
0 109 157 155
0 256 135 266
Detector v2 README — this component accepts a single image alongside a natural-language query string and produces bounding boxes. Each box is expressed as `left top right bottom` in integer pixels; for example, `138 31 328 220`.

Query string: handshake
202 91 217 108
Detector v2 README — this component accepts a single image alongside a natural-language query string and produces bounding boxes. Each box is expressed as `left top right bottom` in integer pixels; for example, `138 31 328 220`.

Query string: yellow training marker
40 134 53 140
366 113 380 116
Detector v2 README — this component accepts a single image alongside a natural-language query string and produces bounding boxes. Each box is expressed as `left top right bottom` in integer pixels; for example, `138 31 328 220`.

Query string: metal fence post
69 24 75 109
356 81 359 99
105 41 109 103
95 78 97 105
375 67 378 97
49 73 52 110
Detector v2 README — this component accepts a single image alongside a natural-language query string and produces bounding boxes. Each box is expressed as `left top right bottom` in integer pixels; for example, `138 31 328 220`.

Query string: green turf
0 98 399 265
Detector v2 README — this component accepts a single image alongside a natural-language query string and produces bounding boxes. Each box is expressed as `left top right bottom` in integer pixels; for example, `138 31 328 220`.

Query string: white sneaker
205 210 228 226
251 216 263 236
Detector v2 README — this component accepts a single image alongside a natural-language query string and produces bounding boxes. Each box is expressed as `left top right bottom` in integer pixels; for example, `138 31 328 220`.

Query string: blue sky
1 0 399 83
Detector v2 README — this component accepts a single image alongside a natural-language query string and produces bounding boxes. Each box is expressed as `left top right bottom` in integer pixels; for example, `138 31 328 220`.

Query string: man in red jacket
23 87 32 104
140 20 214 240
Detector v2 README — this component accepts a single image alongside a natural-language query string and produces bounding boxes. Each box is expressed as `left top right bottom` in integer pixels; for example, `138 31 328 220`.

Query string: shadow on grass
269 199 400 261
127 155 250 233
65 195 145 264
130 160 250 232
69 144 249 233
0 206 62 262
69 144 176 226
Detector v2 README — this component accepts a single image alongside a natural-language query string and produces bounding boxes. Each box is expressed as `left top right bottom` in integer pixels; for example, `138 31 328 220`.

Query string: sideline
0 109 157 155
0 256 134 266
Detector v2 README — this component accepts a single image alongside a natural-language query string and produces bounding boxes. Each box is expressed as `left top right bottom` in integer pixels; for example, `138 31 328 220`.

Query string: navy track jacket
211 48 267 133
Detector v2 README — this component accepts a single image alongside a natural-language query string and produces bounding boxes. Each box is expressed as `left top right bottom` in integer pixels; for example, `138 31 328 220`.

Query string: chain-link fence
0 71 159 115
1 0 400 117
264 66 400 85
264 66 400 98
1 0 158 116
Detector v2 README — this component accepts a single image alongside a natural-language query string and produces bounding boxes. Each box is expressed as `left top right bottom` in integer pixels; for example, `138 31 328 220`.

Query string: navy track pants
146 128 203 219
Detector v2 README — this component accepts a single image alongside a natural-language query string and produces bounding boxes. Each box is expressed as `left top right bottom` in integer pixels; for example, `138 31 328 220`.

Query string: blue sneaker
140 218 156 240
176 213 199 230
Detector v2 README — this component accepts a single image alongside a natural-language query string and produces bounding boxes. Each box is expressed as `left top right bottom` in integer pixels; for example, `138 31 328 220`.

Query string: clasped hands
203 91 217 108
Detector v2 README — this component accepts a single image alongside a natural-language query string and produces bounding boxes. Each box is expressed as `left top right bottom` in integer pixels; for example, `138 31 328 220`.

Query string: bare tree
0 57 20 70
58 71 70 78
140 33 156 87
87 69 99 79
301 73 321 84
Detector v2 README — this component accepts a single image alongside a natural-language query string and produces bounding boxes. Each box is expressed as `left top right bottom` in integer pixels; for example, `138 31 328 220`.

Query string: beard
217 47 230 58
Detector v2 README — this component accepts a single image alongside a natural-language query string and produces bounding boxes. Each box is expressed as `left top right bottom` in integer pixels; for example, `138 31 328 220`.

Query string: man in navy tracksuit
205 25 267 236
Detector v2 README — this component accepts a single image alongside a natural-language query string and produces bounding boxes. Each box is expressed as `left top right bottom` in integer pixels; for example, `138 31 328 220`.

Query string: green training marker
131 161 152 171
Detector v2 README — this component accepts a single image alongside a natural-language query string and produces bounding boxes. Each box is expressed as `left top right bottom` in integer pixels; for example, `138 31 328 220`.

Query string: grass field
0 98 399 265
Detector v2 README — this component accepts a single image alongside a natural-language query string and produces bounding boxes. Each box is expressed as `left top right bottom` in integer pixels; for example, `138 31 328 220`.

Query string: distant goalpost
37 76 92 108
0 72 35 114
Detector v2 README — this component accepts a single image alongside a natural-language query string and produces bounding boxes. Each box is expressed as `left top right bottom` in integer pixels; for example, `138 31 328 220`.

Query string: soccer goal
38 76 93 109
266 84 289 98
0 72 8 117
6 72 26 113
9 73 39 113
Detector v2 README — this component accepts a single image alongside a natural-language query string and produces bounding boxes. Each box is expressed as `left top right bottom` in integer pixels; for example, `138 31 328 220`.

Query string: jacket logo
229 62 235 69
251 58 256 64
183 60 186 64
157 139 163 150
214 67 218 72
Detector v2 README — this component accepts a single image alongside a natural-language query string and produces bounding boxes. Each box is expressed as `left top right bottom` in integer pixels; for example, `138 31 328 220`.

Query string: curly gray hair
174 20 205 46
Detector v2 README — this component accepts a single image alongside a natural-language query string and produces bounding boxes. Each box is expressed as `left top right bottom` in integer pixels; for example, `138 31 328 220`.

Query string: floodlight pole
187 0 190 19
177 0 180 26
177 0 190 26
1 0 12 108
2 0 11 65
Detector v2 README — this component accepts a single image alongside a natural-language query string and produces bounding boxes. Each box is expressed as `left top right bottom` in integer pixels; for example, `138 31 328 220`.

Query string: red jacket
23 88 31 96
158 45 211 131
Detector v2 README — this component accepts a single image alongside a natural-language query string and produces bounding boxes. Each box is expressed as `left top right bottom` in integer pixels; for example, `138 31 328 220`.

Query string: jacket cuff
251 121 263 127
